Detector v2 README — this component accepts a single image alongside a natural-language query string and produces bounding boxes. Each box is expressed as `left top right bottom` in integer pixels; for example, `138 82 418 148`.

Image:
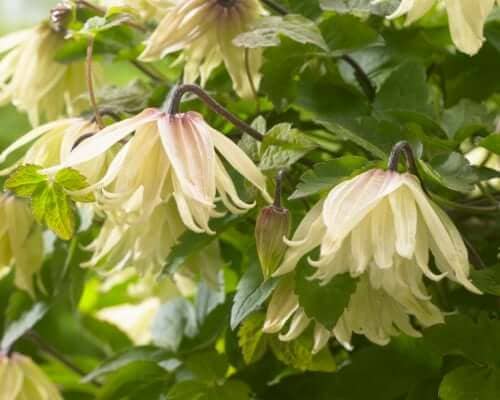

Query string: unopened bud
255 205 291 279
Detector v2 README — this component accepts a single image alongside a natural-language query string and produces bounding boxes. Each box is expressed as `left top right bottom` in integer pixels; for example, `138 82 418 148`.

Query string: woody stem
164 84 264 141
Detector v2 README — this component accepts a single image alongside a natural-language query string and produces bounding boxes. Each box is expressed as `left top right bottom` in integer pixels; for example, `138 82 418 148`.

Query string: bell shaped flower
47 108 271 232
0 118 108 185
384 0 497 56
139 0 265 98
0 353 62 400
0 194 44 297
263 274 444 352
274 169 480 294
0 24 97 126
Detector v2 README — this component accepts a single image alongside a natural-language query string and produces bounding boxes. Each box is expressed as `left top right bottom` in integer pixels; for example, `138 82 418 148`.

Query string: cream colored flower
0 194 43 297
263 274 443 351
0 24 96 126
99 0 172 20
47 109 271 232
0 118 108 184
275 168 480 294
384 0 497 55
0 353 62 400
139 0 264 98
465 147 500 192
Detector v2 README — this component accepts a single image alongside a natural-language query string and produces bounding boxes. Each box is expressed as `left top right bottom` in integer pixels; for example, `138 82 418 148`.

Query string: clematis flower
0 353 62 400
47 109 271 232
0 118 108 184
0 24 97 126
263 274 444 351
383 0 498 55
139 0 265 98
0 194 44 297
274 168 480 294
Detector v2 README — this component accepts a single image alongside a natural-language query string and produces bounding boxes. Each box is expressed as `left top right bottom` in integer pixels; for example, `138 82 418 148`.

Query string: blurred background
0 0 58 31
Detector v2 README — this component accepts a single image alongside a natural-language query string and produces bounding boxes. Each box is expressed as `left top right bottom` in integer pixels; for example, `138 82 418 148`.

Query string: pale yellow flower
0 194 43 296
139 0 264 98
275 169 480 294
0 353 62 400
384 0 498 55
47 109 271 232
0 24 96 126
0 118 107 184
263 274 443 351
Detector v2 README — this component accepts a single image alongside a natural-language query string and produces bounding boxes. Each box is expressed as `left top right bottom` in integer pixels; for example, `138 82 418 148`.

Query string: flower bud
255 205 291 279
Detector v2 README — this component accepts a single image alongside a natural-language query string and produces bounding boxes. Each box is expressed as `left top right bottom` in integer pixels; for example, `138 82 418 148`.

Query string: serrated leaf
295 264 357 330
259 123 316 171
55 167 95 202
319 14 379 52
1 302 49 351
4 164 46 197
234 15 328 51
238 312 268 365
290 156 371 199
471 264 500 296
320 0 399 15
230 257 278 330
439 366 500 400
442 99 493 140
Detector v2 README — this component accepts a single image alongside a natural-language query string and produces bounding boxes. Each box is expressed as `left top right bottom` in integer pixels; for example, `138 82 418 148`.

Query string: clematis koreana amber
0 118 108 184
139 0 265 98
274 168 480 294
0 194 44 297
46 109 271 232
0 24 96 126
263 274 444 351
383 0 498 56
0 353 62 400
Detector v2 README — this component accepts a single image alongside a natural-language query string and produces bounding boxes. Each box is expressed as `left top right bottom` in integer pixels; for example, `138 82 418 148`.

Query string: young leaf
4 164 46 197
55 167 95 202
238 312 269 365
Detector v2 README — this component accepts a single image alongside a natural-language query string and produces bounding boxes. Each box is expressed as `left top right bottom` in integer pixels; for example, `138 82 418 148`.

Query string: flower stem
387 141 419 175
130 60 168 82
261 0 289 15
274 170 286 208
86 36 104 129
25 330 101 387
164 84 264 141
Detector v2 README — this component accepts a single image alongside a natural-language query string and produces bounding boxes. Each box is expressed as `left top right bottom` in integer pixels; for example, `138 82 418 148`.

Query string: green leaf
374 61 432 116
182 350 228 383
259 123 316 171
167 380 251 400
442 99 493 140
55 167 95 202
234 15 328 51
96 80 153 115
230 257 278 330
480 134 500 155
319 14 379 52
4 164 46 197
439 366 500 400
151 298 198 352
238 312 268 365
471 264 500 296
421 152 478 193
1 302 49 351
295 265 358 330
320 0 399 16
290 155 371 199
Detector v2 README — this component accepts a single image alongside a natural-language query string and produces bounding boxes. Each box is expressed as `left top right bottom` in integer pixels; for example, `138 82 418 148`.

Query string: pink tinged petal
45 109 161 174
389 186 417 259
263 276 299 333
278 308 311 341
173 190 207 234
0 119 77 166
159 113 216 205
322 169 404 253
370 199 396 269
206 119 272 203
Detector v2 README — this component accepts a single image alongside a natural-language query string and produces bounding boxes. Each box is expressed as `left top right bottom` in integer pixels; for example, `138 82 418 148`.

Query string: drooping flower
384 0 498 55
0 194 44 296
263 274 444 352
0 353 62 400
0 24 98 126
47 109 271 232
139 0 265 98
274 168 480 294
0 118 108 184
